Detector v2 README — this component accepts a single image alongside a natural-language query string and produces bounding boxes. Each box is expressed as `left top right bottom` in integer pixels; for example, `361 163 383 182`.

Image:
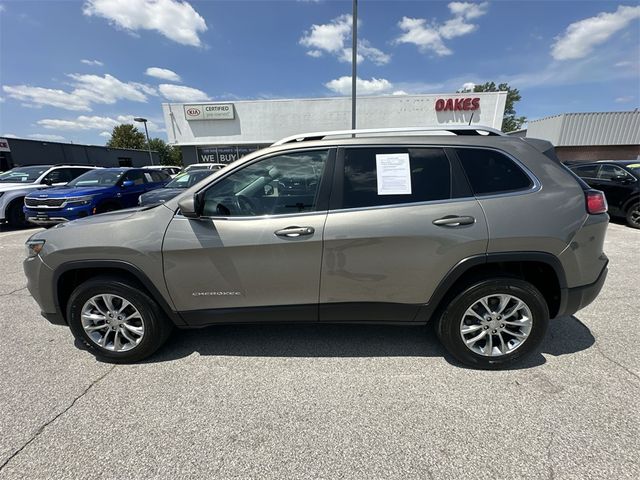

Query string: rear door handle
274 226 315 237
432 215 475 227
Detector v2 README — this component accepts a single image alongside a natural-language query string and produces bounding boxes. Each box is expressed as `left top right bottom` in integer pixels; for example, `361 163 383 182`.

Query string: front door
162 148 334 325
319 146 488 322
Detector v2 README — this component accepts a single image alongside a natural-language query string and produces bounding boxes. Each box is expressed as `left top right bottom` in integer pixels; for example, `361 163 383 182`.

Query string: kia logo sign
435 97 480 112
186 108 201 116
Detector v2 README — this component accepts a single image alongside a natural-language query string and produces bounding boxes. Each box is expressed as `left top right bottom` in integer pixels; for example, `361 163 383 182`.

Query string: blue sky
0 0 638 144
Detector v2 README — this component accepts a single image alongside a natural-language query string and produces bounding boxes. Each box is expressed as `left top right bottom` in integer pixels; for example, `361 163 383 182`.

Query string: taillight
585 190 608 215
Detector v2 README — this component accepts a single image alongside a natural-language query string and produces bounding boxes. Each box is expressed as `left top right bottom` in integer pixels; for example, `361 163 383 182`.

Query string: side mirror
178 195 200 218
122 180 135 188
41 178 53 186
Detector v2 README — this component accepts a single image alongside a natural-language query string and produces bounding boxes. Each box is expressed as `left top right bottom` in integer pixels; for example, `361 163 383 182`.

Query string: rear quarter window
456 148 532 195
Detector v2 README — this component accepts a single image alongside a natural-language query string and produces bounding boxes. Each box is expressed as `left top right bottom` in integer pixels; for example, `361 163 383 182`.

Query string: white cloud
551 5 640 61
395 2 489 56
300 14 390 65
615 96 635 103
28 133 67 142
448 1 489 20
81 59 104 66
2 73 155 111
392 90 408 95
99 131 111 138
37 115 162 132
2 85 92 111
158 83 210 102
460 82 475 91
2 133 19 138
145 67 181 82
614 60 633 67
83 0 207 47
325 76 393 95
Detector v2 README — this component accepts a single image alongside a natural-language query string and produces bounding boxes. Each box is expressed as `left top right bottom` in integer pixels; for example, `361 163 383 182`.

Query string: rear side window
341 147 451 209
456 148 532 195
571 165 599 178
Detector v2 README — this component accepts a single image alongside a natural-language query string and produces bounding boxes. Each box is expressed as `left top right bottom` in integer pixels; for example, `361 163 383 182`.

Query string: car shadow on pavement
134 315 594 369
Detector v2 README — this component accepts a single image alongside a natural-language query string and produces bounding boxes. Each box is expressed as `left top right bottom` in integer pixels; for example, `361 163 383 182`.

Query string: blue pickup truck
23 168 169 226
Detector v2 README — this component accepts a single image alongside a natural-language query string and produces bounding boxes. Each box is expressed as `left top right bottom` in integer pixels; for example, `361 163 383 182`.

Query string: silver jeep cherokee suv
23 127 609 368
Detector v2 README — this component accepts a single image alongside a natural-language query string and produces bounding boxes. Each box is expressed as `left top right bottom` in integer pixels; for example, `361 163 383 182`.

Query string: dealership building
162 92 508 166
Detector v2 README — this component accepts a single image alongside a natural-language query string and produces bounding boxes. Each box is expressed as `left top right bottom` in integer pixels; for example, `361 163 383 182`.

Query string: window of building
341 147 451 209
456 148 532 195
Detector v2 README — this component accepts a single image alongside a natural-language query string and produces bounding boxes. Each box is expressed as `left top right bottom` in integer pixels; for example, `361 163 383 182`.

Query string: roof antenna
468 112 474 125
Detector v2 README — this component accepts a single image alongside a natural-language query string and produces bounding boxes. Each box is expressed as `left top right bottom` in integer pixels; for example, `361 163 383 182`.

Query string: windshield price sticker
376 153 412 195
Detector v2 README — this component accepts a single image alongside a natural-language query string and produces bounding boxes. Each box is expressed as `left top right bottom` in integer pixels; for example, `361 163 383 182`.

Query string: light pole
134 117 154 165
351 0 358 131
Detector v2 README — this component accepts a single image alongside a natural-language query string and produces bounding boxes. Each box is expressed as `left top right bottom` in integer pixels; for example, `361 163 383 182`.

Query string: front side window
597 165 631 180
341 147 451 209
201 150 328 217
456 148 532 195
123 170 146 185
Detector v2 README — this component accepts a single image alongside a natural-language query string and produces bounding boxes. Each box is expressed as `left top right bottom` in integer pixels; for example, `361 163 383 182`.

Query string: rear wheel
625 203 640 229
7 198 29 227
67 277 173 363
436 278 549 369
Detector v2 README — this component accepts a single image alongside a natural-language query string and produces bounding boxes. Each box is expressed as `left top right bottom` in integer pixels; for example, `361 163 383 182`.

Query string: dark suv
23 127 609 369
569 161 640 228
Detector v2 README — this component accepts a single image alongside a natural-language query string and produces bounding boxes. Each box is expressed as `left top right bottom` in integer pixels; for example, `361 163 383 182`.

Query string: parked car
0 165 97 227
183 162 227 172
23 167 169 226
23 127 609 368
142 165 182 177
138 168 218 206
569 160 640 228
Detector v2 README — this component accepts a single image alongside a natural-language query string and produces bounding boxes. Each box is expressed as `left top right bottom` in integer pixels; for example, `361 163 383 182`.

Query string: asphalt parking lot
0 223 638 480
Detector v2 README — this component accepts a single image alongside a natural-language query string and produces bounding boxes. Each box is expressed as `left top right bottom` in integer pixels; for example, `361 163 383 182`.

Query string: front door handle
274 226 315 237
432 215 475 227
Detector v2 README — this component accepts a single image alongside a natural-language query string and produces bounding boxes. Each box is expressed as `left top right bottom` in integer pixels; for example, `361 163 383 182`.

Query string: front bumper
24 205 93 225
557 262 608 318
23 254 61 324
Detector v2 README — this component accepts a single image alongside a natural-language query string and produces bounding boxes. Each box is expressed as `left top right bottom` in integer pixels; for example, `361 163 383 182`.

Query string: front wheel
625 203 640 229
7 198 29 227
436 278 549 369
67 277 173 363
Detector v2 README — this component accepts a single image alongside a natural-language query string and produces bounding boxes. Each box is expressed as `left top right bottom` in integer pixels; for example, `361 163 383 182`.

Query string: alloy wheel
81 294 145 352
459 294 533 357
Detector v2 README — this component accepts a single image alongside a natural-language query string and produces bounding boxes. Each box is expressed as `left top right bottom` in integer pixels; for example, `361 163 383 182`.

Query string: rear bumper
557 262 608 318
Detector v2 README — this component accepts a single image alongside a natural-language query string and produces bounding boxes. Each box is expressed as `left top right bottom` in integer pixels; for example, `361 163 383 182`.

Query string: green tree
147 137 183 167
106 124 146 149
460 82 526 132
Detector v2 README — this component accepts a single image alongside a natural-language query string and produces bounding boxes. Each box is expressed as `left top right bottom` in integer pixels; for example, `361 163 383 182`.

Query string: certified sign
184 104 235 120
0 138 10 152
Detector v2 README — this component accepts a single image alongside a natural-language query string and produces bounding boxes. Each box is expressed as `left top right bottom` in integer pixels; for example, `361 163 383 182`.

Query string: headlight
25 239 45 258
65 195 94 206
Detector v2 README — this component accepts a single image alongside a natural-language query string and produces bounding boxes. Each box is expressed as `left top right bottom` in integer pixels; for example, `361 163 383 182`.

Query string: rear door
319 146 488 322
162 148 334 324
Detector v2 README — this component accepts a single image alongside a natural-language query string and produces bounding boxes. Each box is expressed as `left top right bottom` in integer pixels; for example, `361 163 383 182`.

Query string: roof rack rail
272 126 505 146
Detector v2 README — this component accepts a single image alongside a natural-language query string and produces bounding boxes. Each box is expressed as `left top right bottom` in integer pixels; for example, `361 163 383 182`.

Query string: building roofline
3 136 158 153
529 110 639 123
161 91 507 107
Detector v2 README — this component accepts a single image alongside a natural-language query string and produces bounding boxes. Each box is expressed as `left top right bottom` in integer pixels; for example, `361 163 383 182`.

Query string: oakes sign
184 103 235 121
435 97 480 112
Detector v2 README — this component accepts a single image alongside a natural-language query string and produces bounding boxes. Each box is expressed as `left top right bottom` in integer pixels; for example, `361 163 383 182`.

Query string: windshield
625 163 640 177
166 169 215 189
68 169 124 187
0 166 48 183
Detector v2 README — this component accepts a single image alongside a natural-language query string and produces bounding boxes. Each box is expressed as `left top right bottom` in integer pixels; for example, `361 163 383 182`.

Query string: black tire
436 278 549 369
7 198 29 227
625 203 640 229
67 276 173 363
